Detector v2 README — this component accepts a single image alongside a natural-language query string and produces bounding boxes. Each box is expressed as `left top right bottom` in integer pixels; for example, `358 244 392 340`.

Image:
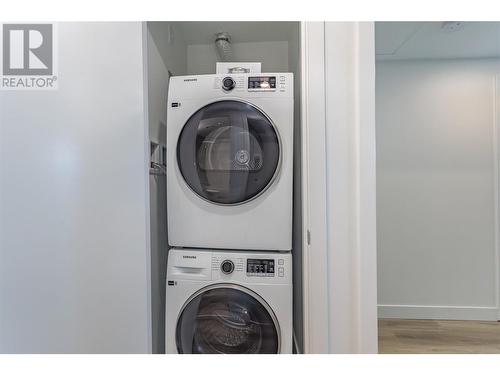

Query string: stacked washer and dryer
165 71 294 354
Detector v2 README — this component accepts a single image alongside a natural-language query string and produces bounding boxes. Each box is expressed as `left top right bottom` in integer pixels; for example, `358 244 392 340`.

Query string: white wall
186 41 289 74
147 22 187 143
148 22 187 77
376 58 500 320
0 23 151 353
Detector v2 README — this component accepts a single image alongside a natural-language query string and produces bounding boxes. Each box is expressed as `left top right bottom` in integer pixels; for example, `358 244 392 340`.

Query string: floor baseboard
378 304 499 321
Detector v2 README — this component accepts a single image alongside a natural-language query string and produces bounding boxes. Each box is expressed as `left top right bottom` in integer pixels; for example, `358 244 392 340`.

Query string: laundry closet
144 22 303 354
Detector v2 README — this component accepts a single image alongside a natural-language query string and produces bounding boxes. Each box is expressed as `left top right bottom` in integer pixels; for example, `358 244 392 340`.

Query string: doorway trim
300 22 378 353
494 75 500 321
300 21 330 354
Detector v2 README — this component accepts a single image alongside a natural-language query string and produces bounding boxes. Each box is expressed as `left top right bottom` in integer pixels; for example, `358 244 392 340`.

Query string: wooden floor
378 319 500 354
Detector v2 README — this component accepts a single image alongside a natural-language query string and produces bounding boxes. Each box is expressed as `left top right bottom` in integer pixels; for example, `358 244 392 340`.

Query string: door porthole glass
176 285 280 354
177 100 280 205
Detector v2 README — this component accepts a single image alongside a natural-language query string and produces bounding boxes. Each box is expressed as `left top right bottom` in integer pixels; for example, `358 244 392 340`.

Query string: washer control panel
247 258 275 277
245 258 285 278
208 251 289 282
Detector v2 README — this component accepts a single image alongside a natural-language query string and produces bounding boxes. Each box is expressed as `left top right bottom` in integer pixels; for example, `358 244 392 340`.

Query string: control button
278 259 284 265
222 77 236 91
221 260 235 274
278 267 284 277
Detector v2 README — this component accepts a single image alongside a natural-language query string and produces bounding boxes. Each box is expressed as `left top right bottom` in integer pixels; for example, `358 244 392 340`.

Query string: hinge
307 230 311 245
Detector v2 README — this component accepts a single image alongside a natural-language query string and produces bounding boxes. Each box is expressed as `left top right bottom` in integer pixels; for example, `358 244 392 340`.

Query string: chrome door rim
175 283 281 354
175 98 283 206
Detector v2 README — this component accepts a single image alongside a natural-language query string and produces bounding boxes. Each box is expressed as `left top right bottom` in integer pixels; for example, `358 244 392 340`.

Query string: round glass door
176 286 280 354
177 100 280 205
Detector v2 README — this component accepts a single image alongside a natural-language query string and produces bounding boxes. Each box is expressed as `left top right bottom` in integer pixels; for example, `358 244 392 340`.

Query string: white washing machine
165 248 293 354
167 73 294 251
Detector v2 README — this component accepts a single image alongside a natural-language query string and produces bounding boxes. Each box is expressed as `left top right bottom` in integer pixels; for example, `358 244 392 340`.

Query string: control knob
221 260 235 274
222 77 236 91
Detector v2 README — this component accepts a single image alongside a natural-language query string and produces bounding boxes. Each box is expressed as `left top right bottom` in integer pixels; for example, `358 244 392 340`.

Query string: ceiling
175 22 298 45
376 22 500 60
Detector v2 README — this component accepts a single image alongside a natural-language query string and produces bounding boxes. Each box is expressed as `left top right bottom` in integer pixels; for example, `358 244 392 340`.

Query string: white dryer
167 73 293 251
165 248 293 354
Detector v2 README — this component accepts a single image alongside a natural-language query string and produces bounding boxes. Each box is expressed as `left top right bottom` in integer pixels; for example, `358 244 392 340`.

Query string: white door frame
300 21 378 353
495 75 500 321
300 21 330 354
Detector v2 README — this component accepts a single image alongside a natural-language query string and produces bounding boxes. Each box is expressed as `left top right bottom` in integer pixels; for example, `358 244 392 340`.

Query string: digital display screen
248 76 276 89
247 259 275 274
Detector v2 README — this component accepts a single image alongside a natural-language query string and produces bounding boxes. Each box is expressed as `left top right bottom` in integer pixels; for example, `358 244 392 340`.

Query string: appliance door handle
171 266 211 279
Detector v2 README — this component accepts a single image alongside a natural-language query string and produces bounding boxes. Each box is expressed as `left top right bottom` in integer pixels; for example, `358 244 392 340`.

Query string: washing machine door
177 100 280 205
176 285 280 354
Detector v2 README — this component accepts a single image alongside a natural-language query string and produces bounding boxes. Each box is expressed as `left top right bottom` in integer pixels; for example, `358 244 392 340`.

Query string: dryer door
176 285 280 354
177 100 280 205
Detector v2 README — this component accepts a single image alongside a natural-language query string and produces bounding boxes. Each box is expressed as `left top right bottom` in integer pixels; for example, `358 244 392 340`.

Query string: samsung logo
182 255 196 259
183 78 197 82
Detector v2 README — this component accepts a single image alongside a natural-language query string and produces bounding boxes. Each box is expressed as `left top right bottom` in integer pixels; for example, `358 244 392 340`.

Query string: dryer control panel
169 73 293 100
208 73 291 95
248 76 276 90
